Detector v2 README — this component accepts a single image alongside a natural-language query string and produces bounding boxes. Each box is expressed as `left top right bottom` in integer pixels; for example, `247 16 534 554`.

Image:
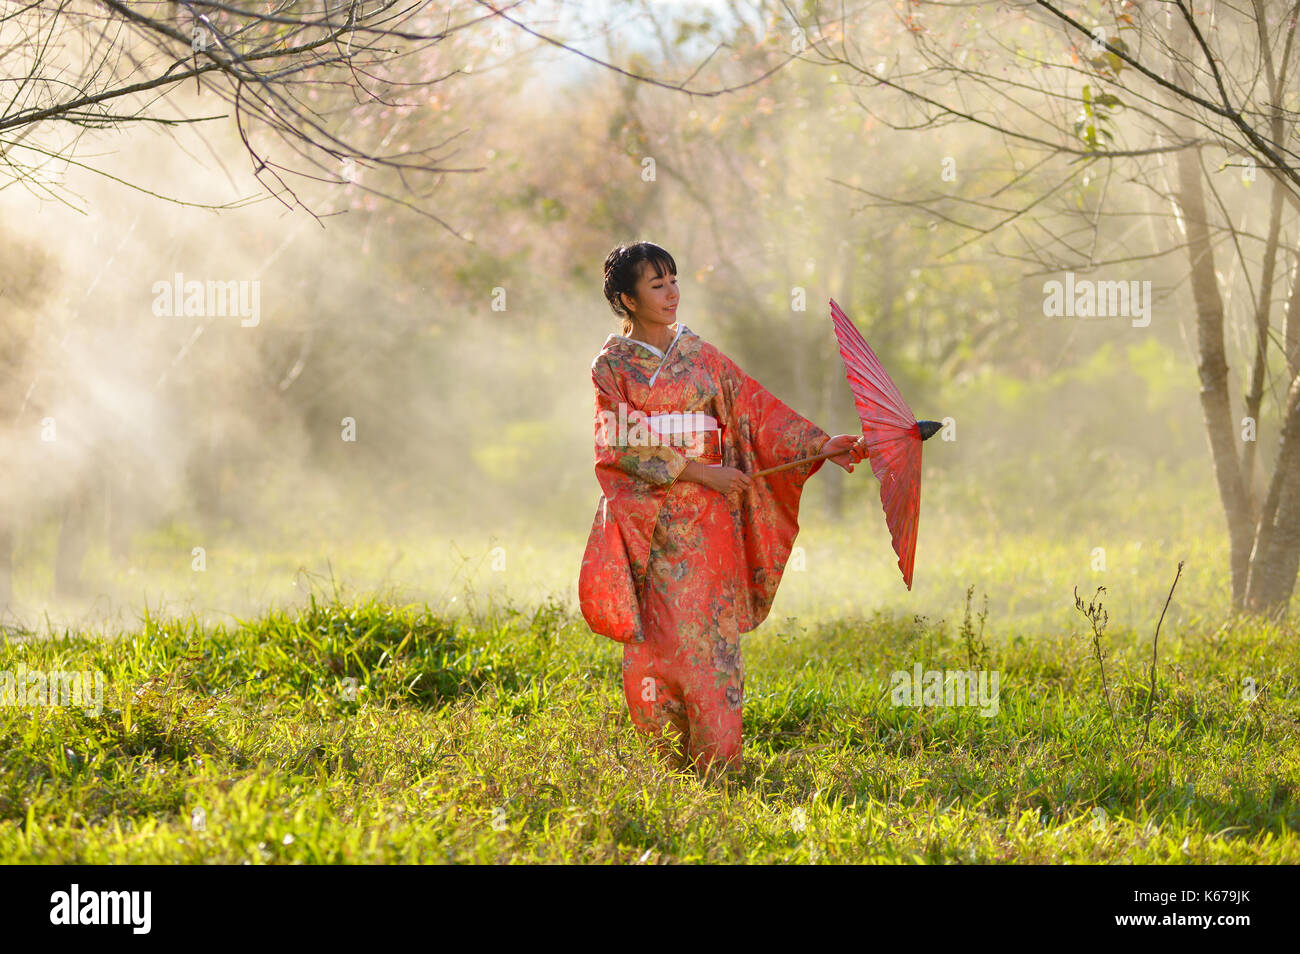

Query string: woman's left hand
823 434 868 473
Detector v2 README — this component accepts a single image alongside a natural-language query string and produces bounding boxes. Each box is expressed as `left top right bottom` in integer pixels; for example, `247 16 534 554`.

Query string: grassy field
1 567 1297 863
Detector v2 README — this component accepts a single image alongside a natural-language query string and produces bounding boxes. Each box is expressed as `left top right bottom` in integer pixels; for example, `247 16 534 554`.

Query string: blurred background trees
1 1 1293 621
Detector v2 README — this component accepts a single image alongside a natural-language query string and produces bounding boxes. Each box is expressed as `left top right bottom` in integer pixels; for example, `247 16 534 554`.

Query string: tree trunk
1287 249 1300 379
1171 148 1255 604
1244 373 1300 616
1242 174 1285 515
1168 22 1255 607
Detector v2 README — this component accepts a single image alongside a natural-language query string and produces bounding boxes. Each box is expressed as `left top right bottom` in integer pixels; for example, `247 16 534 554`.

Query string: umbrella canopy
829 299 933 590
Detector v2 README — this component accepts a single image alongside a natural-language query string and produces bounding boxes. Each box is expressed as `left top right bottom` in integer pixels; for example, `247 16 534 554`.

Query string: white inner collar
610 323 688 359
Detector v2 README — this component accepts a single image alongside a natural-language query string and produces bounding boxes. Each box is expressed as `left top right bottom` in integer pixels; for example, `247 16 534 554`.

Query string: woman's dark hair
603 242 677 335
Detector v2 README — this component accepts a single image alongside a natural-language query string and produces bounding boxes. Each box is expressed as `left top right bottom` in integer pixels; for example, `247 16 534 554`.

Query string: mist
0 1 1266 640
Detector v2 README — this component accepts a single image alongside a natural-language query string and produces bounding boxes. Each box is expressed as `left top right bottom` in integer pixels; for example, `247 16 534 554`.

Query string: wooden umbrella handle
751 447 842 478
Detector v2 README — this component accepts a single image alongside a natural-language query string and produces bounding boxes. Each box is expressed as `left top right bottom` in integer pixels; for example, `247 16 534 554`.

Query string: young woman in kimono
579 242 867 778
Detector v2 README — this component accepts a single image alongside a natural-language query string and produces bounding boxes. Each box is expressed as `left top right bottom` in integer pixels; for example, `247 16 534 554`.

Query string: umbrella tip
917 420 942 441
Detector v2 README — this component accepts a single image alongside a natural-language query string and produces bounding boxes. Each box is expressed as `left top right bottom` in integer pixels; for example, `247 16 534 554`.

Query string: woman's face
621 261 679 327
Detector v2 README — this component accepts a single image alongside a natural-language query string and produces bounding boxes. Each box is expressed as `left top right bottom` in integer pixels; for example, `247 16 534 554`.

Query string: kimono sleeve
578 355 682 645
592 359 688 487
716 352 831 474
578 493 644 644
715 349 831 633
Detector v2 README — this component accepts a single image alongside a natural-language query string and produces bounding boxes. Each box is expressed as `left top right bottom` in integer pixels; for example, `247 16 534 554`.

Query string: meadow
1 519 1296 864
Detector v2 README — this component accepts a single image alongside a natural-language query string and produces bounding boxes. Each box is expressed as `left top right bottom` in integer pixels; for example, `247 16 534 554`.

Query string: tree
0 0 798 611
792 0 1300 616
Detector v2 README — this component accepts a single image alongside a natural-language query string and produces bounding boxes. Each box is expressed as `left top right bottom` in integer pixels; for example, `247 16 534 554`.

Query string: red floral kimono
578 323 829 769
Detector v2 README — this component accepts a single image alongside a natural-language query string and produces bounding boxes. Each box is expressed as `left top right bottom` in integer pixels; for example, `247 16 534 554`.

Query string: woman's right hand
701 465 753 496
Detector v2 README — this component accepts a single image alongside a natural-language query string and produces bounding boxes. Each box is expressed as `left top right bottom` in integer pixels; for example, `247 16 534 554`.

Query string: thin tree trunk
1286 250 1300 378
1168 22 1255 607
1242 178 1284 515
1243 0 1290 520
822 243 857 520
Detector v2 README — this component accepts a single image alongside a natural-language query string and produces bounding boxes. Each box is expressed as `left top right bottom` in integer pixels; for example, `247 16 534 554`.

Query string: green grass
1 576 1297 864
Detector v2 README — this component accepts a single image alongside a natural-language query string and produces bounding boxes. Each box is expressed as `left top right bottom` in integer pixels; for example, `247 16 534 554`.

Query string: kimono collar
604 323 691 359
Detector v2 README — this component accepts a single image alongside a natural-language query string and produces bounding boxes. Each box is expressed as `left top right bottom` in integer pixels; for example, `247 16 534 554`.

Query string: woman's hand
699 465 753 496
822 434 869 473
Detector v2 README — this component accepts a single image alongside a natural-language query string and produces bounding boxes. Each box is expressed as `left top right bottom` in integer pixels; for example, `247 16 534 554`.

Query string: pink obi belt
645 411 723 465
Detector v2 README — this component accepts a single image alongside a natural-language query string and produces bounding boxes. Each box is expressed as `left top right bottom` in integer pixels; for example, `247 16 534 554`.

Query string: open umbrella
753 299 941 589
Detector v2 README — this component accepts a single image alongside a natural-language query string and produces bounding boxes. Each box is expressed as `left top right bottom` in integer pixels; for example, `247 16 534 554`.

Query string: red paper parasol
830 298 940 589
754 299 940 589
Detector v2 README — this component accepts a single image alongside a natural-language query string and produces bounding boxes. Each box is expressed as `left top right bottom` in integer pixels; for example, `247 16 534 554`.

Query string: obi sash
645 411 722 466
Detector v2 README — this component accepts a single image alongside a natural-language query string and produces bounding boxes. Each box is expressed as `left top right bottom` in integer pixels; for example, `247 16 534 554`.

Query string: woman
578 241 866 778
